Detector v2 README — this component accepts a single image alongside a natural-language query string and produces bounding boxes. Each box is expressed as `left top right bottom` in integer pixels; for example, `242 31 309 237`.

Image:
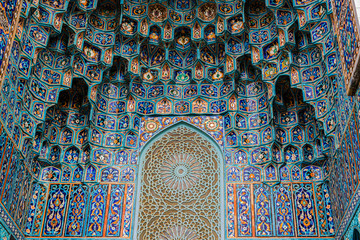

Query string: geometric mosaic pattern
329 92 360 239
0 0 358 239
331 0 360 95
137 126 222 239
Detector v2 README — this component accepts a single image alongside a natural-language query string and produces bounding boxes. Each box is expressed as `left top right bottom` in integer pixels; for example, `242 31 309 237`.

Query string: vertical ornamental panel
332 0 360 94
341 141 353 204
273 184 295 237
2 153 18 209
9 162 25 217
345 130 358 188
25 183 47 236
43 184 70 236
65 184 88 237
322 184 335 235
315 183 335 236
16 172 31 229
86 184 108 237
121 183 135 238
236 184 252 237
293 183 317 236
349 113 360 179
106 184 125 237
254 184 272 237
315 183 328 236
0 140 12 197
226 183 236 238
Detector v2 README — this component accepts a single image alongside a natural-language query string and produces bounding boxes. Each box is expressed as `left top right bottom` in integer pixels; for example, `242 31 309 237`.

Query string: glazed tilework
0 0 21 81
340 201 360 240
0 220 11 240
0 113 335 239
0 0 358 238
332 0 360 95
225 182 334 238
139 116 225 149
329 89 360 239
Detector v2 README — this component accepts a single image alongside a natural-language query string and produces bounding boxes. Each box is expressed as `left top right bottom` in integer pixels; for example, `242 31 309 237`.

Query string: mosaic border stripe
0 202 24 240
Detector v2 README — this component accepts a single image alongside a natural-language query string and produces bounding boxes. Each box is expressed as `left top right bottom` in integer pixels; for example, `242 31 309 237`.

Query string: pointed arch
134 122 225 239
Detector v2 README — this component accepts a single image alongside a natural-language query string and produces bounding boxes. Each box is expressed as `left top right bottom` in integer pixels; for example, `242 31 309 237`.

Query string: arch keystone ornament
134 124 225 239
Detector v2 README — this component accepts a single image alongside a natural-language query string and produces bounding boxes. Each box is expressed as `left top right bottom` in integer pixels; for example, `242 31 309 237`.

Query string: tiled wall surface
0 0 359 239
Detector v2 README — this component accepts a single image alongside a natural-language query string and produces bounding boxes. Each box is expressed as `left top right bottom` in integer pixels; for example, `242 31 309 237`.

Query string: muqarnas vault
0 0 360 239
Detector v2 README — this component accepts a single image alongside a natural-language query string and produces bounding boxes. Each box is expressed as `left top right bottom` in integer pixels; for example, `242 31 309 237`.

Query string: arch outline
133 120 226 240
